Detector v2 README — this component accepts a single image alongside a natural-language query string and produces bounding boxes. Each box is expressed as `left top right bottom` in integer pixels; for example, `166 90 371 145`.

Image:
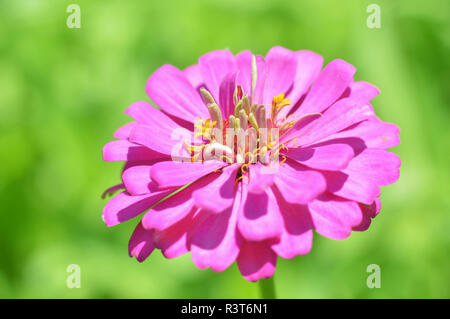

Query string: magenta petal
192 165 239 213
152 209 202 259
142 173 217 230
308 194 362 240
271 188 313 259
324 120 400 151
280 50 324 117
124 101 162 125
294 59 356 117
247 163 275 194
101 184 124 199
237 240 277 282
323 170 380 205
151 160 227 188
297 98 374 147
128 222 155 262
146 64 209 122
353 198 381 231
183 64 204 89
262 46 297 106
348 81 380 102
129 123 192 158
274 160 326 204
113 122 136 140
219 72 237 118
122 162 159 195
103 190 172 227
103 140 167 162
343 149 401 187
238 187 283 241
190 183 243 272
236 51 266 103
198 50 237 103
142 191 195 231
286 143 354 171
279 113 322 144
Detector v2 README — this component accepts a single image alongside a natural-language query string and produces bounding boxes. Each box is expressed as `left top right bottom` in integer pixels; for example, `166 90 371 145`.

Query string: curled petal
308 194 363 240
129 222 155 262
237 240 277 282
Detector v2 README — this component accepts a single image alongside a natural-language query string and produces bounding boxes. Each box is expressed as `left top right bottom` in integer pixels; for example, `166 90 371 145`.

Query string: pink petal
308 194 362 240
152 209 202 259
142 173 218 230
124 101 160 125
128 222 155 262
192 165 239 213
219 72 237 118
286 143 354 171
103 140 167 162
146 64 209 122
142 192 195 231
322 170 380 205
280 50 324 117
271 187 313 259
103 190 173 227
347 81 380 102
279 113 322 144
247 163 275 194
129 123 192 158
237 240 277 282
122 162 159 195
294 59 356 117
190 183 244 272
343 149 401 187
295 98 374 147
262 46 297 106
238 187 283 241
353 198 381 231
183 64 204 89
151 160 227 188
322 120 400 151
101 184 124 199
236 51 266 103
198 50 237 103
113 122 136 139
274 160 326 204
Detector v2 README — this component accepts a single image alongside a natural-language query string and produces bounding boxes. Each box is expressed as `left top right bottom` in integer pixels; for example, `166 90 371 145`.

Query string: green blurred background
0 0 449 298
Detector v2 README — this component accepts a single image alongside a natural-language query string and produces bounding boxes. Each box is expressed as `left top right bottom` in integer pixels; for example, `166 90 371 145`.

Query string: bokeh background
0 0 449 298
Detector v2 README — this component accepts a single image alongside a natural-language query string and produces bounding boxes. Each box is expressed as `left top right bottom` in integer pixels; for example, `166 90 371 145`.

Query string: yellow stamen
271 93 291 121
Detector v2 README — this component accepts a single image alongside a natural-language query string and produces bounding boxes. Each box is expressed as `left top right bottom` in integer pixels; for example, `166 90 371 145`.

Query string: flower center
186 57 298 168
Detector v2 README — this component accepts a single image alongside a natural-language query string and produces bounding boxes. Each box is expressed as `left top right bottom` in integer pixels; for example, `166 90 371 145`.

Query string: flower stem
259 277 276 299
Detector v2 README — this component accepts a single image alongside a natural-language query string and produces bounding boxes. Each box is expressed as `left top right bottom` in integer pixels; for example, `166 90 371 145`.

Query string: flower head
102 46 400 282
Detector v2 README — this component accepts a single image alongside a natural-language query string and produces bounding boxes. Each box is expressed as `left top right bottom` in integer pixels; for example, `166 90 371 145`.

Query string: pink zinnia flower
102 47 400 282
